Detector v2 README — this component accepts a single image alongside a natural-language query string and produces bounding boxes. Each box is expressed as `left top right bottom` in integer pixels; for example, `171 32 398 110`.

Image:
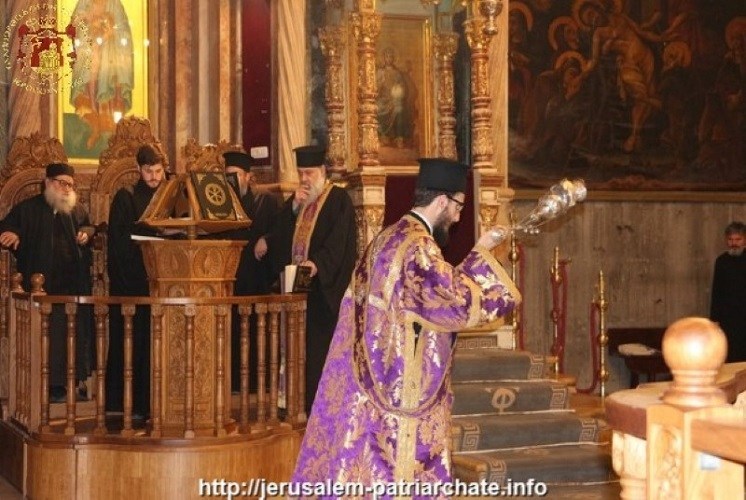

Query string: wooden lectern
137 172 249 436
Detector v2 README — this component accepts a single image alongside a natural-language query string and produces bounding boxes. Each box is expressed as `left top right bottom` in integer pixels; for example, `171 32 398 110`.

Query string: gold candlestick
596 270 609 403
549 246 562 377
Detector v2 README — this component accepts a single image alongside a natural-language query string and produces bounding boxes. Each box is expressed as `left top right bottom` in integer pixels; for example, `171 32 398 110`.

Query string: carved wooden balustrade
5 273 307 441
606 317 746 499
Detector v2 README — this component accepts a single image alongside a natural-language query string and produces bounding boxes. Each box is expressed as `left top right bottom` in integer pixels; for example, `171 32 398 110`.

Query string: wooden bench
607 327 671 388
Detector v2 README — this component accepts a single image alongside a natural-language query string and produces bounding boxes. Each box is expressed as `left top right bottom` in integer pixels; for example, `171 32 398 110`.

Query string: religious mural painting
57 0 149 163
508 0 746 192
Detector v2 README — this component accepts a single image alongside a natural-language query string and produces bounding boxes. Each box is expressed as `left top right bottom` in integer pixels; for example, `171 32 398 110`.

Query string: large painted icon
58 0 149 163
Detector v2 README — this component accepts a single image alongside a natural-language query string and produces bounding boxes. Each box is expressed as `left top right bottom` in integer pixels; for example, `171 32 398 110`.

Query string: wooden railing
5 273 307 441
607 317 746 499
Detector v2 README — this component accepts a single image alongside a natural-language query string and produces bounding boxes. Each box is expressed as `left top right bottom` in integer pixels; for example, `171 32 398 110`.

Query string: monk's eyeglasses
52 178 76 190
446 195 464 212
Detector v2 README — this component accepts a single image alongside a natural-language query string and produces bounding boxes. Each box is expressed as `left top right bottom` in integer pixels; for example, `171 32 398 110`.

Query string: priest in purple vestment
292 158 520 497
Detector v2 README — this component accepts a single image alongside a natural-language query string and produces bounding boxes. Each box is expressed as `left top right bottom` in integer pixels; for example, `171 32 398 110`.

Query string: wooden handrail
608 318 746 499
5 288 307 443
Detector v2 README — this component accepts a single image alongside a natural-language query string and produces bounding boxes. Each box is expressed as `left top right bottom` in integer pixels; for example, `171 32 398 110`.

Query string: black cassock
271 185 357 412
106 180 159 415
211 189 281 391
0 194 94 388
710 251 746 362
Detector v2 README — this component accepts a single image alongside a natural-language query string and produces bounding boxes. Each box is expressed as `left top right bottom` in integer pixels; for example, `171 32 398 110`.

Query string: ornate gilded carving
350 11 382 169
354 0 376 13
319 26 348 177
479 205 499 231
464 16 498 170
365 205 384 242
0 133 68 219
182 138 243 172
2 132 67 183
478 0 503 36
353 205 384 253
434 33 459 160
354 207 366 257
97 116 168 177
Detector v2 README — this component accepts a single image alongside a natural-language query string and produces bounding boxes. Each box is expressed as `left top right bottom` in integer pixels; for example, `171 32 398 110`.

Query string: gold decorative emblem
204 183 227 206
190 171 237 221
2 1 91 94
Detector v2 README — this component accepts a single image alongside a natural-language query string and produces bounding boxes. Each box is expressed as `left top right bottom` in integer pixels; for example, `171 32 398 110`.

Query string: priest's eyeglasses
52 178 76 190
446 195 464 212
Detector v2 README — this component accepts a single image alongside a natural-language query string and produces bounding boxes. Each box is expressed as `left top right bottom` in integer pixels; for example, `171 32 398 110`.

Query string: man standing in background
217 151 281 393
270 145 357 412
106 144 166 419
710 221 746 362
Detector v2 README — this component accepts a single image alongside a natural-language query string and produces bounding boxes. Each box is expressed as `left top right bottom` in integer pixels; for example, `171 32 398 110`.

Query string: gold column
350 4 381 168
433 32 459 160
319 26 348 178
464 1 502 171
465 1 513 257
347 1 385 250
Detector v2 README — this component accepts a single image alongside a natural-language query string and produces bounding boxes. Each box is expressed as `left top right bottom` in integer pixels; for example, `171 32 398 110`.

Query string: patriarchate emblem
2 2 90 94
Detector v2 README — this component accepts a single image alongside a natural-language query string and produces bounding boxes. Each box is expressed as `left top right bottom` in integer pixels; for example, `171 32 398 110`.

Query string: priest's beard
727 247 744 256
433 212 456 249
45 187 77 214
303 177 327 206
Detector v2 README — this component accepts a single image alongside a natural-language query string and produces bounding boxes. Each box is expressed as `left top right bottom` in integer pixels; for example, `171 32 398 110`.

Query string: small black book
293 265 313 292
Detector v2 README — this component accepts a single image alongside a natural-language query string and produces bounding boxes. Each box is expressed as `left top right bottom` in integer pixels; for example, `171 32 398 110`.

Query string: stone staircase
452 334 620 498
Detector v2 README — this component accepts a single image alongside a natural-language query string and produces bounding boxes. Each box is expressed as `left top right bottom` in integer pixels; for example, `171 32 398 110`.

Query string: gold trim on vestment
474 245 522 304
291 182 333 262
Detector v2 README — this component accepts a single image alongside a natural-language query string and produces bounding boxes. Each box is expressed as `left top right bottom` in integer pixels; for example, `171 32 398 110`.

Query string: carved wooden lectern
138 172 249 436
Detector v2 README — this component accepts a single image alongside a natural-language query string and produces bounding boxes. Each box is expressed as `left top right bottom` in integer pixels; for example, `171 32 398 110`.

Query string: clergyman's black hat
416 158 469 193
293 145 326 168
45 163 75 178
223 151 252 172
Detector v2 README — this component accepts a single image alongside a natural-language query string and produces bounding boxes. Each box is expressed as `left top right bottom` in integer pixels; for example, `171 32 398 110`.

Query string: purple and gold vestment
292 213 520 496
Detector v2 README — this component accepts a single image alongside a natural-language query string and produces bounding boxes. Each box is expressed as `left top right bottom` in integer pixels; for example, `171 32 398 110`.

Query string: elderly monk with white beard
0 163 95 402
270 145 357 413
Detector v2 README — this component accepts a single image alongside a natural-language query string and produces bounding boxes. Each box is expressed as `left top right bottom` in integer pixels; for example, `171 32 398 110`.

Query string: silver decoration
514 179 586 235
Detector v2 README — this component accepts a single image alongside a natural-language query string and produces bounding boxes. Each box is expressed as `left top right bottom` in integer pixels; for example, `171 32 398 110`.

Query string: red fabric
242 0 272 162
383 173 475 266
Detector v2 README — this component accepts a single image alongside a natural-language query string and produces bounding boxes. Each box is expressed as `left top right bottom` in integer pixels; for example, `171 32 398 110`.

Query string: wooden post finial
30 273 46 294
661 317 728 409
11 272 24 292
